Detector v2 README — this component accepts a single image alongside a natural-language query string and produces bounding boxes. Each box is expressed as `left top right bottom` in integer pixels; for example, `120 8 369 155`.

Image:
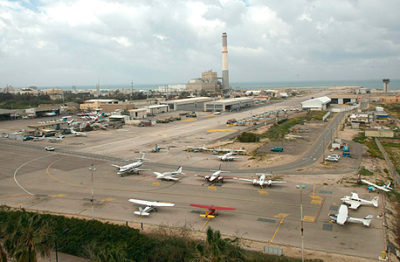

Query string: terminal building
204 97 253 112
160 97 213 111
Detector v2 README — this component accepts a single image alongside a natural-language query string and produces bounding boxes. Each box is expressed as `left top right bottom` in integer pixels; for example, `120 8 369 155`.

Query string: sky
0 0 399 87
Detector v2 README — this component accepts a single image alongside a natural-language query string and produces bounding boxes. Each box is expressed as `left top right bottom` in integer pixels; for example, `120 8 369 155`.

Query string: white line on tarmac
13 154 53 196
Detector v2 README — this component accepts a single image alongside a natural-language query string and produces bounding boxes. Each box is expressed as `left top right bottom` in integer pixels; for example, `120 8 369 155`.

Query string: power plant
222 32 230 94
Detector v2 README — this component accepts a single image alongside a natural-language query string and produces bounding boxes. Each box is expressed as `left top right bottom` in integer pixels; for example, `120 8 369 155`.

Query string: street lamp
55 228 69 262
296 184 306 262
89 164 96 219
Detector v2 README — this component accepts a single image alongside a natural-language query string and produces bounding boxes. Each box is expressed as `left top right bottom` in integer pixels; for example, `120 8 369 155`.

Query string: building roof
148 104 168 109
301 96 331 107
207 97 254 105
161 97 213 104
84 99 118 103
0 109 16 115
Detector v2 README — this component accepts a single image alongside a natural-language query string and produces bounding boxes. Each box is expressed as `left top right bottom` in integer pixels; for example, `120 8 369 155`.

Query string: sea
38 79 400 91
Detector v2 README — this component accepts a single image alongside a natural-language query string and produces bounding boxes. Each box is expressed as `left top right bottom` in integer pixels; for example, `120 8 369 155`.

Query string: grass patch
304 111 328 121
353 132 384 159
260 118 304 141
359 166 374 176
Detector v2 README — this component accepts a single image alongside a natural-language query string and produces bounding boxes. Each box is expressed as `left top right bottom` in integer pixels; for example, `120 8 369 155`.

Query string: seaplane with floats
358 175 393 192
190 204 235 219
195 164 230 183
112 153 149 176
129 198 175 216
218 152 240 161
234 173 286 189
341 192 379 209
329 204 373 227
70 128 87 137
154 166 183 181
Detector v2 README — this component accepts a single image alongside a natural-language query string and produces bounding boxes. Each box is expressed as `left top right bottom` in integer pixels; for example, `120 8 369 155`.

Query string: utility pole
89 164 96 219
297 184 306 262
131 81 134 101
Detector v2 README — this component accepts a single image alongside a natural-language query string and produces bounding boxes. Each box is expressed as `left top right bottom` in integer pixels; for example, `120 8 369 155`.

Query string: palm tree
3 211 53 262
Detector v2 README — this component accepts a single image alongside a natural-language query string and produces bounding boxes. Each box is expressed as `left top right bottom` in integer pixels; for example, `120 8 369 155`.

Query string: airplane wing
164 176 179 181
112 164 121 168
337 205 348 225
190 204 235 210
351 192 359 199
348 201 361 210
234 178 253 182
129 199 175 207
269 181 287 184
154 172 163 176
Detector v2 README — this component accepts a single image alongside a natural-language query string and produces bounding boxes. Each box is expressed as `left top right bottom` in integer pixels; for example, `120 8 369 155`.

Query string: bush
237 132 260 142
359 166 373 176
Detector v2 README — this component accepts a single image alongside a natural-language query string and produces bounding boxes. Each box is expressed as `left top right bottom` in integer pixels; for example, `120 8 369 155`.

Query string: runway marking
14 154 53 195
208 185 217 191
303 216 315 223
201 218 211 231
181 118 197 122
205 114 216 117
99 197 115 204
50 194 65 198
151 134 167 137
270 213 289 243
258 189 268 195
152 181 160 187
207 129 236 133
309 184 322 205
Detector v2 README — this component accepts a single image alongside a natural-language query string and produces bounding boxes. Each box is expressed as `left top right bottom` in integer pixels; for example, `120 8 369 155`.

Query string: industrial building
301 96 331 111
204 97 253 112
80 99 119 111
129 108 147 119
160 97 213 111
329 94 359 105
186 71 221 93
147 105 169 115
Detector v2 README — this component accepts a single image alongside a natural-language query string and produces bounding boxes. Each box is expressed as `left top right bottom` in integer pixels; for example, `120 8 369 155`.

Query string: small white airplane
329 204 373 227
70 128 87 137
234 173 287 189
359 175 393 192
112 153 149 176
128 198 175 216
195 165 230 183
188 144 210 152
212 147 246 154
218 152 240 161
49 135 64 143
341 192 378 209
154 166 183 181
33 135 46 141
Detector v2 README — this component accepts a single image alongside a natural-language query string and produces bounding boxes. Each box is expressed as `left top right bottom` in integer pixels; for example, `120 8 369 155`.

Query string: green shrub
237 132 260 142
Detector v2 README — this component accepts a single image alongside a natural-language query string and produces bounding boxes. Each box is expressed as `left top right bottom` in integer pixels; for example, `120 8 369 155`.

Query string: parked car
44 146 55 151
325 154 340 162
271 147 284 152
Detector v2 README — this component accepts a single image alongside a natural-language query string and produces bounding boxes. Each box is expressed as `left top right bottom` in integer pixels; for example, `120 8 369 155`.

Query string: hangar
204 97 254 112
301 96 331 111
160 97 213 111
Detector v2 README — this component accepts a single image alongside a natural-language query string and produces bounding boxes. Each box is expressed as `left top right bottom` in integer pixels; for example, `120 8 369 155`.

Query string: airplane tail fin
371 196 379 207
362 215 373 227
176 166 183 174
386 181 393 189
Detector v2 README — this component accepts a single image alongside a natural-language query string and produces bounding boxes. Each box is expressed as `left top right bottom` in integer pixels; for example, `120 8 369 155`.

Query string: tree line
0 206 323 262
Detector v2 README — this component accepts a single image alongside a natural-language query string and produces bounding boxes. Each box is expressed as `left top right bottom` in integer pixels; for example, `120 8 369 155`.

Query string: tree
3 211 53 262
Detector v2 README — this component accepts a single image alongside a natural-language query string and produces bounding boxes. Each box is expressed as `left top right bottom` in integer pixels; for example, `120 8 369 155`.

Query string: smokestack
222 32 229 94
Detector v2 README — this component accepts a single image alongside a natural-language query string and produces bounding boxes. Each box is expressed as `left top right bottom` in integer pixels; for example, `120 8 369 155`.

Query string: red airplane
190 204 236 219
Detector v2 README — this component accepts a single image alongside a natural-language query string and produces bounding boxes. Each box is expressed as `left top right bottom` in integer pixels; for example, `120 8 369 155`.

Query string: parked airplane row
328 174 392 227
111 156 286 188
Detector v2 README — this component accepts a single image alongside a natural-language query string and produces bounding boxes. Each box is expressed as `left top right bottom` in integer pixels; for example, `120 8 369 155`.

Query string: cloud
0 0 399 87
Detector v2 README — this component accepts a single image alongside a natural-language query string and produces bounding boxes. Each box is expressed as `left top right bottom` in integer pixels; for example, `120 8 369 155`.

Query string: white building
204 97 254 112
301 96 331 111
